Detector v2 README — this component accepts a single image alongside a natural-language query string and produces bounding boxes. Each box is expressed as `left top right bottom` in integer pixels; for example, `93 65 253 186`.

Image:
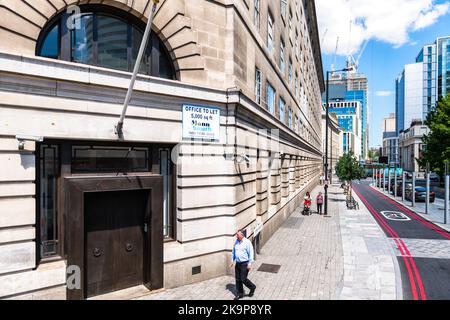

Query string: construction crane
320 28 328 48
346 39 368 73
331 36 339 72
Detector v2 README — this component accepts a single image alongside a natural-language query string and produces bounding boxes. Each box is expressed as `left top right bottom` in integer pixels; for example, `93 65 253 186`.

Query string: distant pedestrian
230 230 256 300
320 175 324 185
316 192 324 215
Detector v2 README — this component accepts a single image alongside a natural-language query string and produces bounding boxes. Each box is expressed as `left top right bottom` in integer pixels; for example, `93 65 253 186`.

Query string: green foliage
419 95 450 176
368 149 380 160
335 151 364 183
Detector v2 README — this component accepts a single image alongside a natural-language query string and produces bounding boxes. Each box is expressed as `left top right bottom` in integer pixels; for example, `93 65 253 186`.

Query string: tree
368 149 380 161
419 95 450 177
335 151 364 197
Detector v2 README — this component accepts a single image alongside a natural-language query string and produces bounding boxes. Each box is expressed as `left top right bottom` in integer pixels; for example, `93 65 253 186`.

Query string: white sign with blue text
182 104 220 140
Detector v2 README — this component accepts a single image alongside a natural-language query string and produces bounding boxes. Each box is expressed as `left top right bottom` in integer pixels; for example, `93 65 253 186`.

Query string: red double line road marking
373 189 450 240
353 186 427 300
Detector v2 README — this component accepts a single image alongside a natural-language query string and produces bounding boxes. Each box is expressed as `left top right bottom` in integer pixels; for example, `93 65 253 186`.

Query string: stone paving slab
338 185 401 300
388 238 450 259
136 183 401 301
138 184 344 300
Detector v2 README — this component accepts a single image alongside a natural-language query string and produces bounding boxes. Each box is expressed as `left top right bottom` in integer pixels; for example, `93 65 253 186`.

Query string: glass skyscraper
415 36 450 119
324 72 368 160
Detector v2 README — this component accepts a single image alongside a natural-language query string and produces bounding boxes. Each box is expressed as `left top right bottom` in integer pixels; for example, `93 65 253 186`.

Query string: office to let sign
182 104 220 140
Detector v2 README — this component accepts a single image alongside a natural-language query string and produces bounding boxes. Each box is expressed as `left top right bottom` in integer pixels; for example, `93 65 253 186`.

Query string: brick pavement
137 183 401 300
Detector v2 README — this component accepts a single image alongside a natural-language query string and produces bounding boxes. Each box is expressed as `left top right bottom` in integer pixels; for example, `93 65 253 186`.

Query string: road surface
353 180 450 300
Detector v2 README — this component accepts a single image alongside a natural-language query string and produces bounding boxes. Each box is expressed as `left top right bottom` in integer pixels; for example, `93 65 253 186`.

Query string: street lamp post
426 162 430 215
445 161 449 225
388 165 391 196
324 68 349 216
394 163 398 198
324 70 330 216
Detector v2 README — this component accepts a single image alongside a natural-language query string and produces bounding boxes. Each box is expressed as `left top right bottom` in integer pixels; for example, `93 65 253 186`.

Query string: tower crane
331 36 339 72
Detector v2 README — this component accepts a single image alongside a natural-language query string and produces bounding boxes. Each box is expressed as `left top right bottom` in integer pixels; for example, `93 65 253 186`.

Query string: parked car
405 186 435 203
430 172 440 183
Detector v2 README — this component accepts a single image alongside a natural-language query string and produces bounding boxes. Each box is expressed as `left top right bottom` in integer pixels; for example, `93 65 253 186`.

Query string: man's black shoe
234 294 243 300
248 288 255 297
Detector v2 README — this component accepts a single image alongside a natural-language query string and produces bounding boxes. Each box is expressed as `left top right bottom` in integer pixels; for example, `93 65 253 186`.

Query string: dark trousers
317 203 323 214
235 262 256 296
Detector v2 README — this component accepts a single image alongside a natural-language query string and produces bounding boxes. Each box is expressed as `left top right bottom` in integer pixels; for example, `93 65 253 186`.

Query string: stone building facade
0 0 324 299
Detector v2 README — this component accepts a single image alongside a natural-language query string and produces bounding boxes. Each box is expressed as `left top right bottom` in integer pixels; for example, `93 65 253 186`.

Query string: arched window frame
36 5 176 80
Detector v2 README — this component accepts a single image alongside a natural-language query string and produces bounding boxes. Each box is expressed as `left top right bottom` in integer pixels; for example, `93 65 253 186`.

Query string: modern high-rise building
395 63 424 134
0 0 324 299
396 36 450 172
328 100 362 159
416 36 450 118
382 113 399 165
324 71 369 160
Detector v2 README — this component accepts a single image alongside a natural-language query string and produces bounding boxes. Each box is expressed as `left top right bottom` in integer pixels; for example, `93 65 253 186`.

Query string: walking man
316 192 324 215
230 230 256 300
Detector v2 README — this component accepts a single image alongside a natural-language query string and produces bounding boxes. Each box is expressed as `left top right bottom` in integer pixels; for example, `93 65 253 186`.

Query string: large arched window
37 6 176 80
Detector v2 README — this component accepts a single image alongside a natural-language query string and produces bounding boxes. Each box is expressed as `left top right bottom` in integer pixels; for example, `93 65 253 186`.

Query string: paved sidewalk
136 183 401 300
339 182 401 300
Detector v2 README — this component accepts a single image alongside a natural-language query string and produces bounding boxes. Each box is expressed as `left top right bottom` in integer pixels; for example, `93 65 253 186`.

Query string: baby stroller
302 197 312 216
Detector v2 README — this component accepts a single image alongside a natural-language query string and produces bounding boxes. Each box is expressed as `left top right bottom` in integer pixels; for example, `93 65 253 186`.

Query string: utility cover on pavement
257 264 281 274
380 211 411 221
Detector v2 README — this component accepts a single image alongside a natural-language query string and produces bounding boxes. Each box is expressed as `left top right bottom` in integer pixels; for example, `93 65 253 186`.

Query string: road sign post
402 171 406 202
412 172 416 207
426 162 430 215
394 166 398 198
445 161 449 225
388 166 391 194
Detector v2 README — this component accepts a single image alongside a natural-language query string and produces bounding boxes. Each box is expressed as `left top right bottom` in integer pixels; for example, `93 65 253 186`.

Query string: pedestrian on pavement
316 192 324 215
303 192 312 215
229 230 256 300
320 175 324 185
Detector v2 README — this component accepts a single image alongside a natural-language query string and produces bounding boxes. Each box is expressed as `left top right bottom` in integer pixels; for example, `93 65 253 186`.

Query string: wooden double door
66 176 163 300
84 190 148 298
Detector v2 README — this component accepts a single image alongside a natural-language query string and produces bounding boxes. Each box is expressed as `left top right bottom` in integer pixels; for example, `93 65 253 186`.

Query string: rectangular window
288 11 293 43
71 145 150 173
39 144 60 258
288 107 293 128
281 0 288 20
254 0 260 30
279 97 285 122
71 14 94 65
280 40 285 73
266 82 276 114
294 114 299 132
255 68 262 105
288 59 293 85
294 72 298 96
160 148 174 239
267 11 274 53
97 15 128 71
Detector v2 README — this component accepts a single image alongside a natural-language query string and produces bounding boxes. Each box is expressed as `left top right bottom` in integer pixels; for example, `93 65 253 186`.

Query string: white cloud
375 90 394 97
317 0 450 56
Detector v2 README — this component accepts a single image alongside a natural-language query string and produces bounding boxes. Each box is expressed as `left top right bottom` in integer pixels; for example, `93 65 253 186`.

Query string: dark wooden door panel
84 190 148 298
115 190 147 291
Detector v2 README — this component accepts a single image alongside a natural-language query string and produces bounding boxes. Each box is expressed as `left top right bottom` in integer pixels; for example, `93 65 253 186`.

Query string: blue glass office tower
415 37 450 119
324 72 368 159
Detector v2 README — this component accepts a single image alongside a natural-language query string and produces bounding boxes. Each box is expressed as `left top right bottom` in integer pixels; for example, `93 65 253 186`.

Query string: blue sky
317 0 450 148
